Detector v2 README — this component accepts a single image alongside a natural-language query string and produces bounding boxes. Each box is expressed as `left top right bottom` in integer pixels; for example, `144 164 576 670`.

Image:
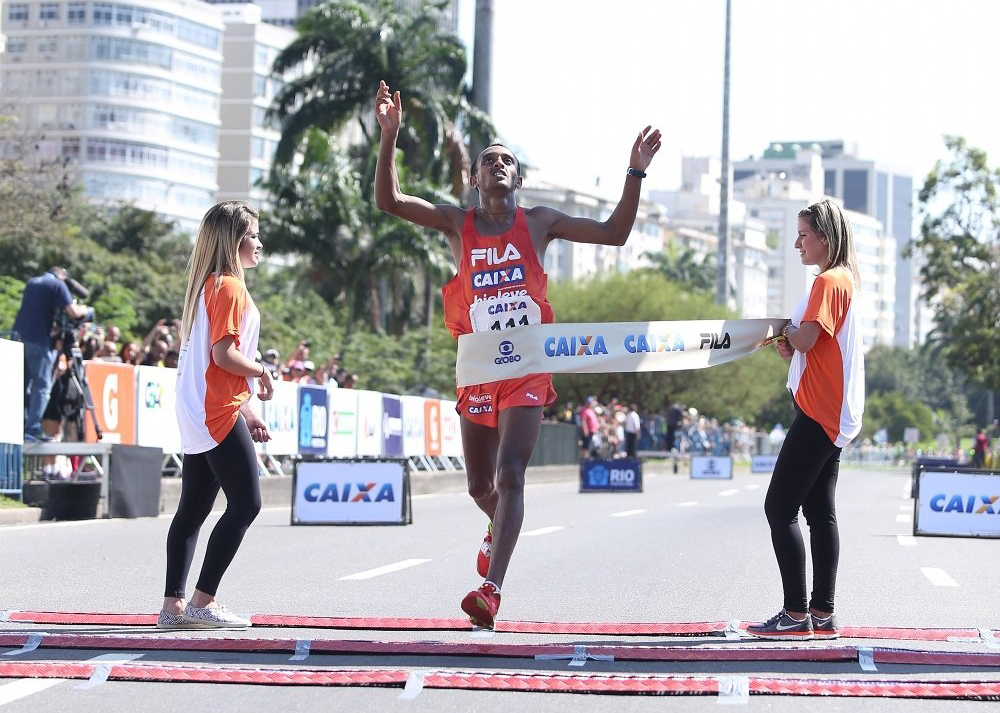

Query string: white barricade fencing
0 339 24 446
381 393 403 458
262 379 299 456
440 400 462 458
135 366 182 454
424 398 442 457
354 390 383 457
297 384 328 455
400 395 426 458
327 387 358 458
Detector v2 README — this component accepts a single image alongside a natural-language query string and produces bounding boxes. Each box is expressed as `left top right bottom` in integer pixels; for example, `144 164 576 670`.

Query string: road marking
339 559 431 581
677 501 699 507
896 514 911 523
897 535 917 546
921 567 959 587
611 509 646 518
899 504 910 511
718 489 739 497
745 483 760 490
521 526 564 537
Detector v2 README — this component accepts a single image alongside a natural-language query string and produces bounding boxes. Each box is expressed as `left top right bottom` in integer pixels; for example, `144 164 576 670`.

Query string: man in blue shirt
12 268 90 440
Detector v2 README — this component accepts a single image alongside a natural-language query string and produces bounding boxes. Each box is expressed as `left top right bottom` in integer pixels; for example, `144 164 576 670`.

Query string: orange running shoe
461 582 501 629
476 522 493 578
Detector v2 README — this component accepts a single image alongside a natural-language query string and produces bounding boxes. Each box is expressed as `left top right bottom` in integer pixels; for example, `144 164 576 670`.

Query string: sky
456 0 1000 194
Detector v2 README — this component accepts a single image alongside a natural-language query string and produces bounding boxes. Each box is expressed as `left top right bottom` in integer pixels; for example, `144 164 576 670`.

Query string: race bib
469 294 542 333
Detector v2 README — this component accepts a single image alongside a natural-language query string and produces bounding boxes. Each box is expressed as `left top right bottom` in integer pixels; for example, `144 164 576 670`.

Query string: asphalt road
1 464 998 711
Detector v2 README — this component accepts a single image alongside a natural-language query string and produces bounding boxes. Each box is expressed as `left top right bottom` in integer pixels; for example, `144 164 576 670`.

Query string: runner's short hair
473 142 520 174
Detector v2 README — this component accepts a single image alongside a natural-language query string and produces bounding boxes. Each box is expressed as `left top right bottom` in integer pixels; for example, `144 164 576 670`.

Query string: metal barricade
0 442 24 498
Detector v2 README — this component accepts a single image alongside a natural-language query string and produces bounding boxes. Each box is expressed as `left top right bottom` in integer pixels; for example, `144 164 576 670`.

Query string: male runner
374 80 661 627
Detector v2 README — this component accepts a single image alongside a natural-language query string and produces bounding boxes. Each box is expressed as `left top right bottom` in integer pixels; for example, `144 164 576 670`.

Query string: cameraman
12 267 91 441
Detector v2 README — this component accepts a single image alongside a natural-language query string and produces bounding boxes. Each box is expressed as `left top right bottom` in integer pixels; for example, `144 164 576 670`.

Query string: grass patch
0 495 27 509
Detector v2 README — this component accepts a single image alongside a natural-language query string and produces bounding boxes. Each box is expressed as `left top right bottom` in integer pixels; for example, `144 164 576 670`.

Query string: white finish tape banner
0 339 24 445
456 318 785 387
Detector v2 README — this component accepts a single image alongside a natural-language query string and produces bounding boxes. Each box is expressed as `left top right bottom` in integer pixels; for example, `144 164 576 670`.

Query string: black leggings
164 415 261 598
763 407 842 613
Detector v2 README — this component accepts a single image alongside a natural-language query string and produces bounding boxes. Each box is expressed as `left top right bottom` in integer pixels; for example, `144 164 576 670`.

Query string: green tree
642 241 716 292
863 391 935 443
0 276 26 333
546 271 787 425
914 135 1000 390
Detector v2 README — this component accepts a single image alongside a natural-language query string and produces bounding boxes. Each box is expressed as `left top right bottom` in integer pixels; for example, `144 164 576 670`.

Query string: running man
374 80 661 627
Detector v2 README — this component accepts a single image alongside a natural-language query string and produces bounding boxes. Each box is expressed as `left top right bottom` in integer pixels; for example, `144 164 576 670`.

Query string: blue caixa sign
580 458 643 493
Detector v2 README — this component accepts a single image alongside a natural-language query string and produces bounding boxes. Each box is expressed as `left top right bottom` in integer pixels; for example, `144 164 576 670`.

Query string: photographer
12 267 91 441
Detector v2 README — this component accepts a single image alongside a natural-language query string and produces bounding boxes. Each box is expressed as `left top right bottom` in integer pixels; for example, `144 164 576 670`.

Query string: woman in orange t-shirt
748 199 865 641
157 201 274 630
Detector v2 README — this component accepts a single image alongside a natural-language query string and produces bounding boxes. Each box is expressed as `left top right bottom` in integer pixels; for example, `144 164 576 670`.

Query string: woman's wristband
257 363 266 378
781 323 793 337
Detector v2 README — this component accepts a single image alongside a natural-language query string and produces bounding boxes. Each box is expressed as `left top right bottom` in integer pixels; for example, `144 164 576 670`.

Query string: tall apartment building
518 175 667 283
214 3 294 206
650 157 771 318
204 0 458 30
735 170 896 350
0 0 225 232
735 141 921 347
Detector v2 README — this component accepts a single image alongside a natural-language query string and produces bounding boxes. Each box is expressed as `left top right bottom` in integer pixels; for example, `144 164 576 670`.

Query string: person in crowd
665 397 684 452
158 200 273 630
164 349 179 369
747 199 864 641
972 428 990 469
11 267 91 441
375 79 660 628
94 340 120 362
579 397 601 459
119 341 142 365
624 404 641 458
262 349 281 379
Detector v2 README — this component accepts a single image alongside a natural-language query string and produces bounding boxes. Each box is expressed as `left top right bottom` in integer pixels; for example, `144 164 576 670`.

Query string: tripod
53 327 103 442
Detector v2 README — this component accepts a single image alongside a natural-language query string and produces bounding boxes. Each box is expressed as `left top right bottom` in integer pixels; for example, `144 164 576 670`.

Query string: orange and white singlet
175 274 260 454
786 267 864 447
442 207 557 425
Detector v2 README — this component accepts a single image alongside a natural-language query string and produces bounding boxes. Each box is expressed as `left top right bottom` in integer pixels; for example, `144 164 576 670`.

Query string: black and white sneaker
745 609 813 640
812 613 840 640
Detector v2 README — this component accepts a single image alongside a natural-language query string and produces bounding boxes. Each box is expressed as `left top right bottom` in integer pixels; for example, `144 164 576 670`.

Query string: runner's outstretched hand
630 126 662 172
375 80 402 134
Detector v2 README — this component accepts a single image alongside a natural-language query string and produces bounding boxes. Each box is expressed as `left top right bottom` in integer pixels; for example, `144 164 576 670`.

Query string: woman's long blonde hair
180 201 258 343
798 198 861 286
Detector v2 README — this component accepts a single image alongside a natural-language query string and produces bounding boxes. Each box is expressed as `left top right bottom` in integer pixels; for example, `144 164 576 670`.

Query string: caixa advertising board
579 459 642 492
292 459 411 525
914 467 1000 538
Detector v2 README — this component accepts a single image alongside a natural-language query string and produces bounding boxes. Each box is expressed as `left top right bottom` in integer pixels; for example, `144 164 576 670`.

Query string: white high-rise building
650 157 771 318
214 3 294 206
735 170 896 350
518 175 667 283
0 0 225 232
203 0 458 30
735 141 920 347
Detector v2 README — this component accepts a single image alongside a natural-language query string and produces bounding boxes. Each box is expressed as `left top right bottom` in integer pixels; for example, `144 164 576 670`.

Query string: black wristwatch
627 167 646 179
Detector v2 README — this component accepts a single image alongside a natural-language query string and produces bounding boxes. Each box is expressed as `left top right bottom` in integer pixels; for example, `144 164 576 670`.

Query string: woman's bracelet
781 323 793 337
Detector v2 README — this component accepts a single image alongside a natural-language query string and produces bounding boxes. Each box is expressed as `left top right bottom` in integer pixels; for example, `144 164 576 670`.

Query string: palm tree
269 0 493 194
643 242 716 292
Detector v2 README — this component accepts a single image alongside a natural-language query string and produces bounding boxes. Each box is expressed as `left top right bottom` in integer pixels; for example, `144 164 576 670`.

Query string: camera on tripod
49 271 103 441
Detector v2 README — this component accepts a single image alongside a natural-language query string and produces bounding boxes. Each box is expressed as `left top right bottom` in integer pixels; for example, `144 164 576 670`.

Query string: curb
0 507 42 525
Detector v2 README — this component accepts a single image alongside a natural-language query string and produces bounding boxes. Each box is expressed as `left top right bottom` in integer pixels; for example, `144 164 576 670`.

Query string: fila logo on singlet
471 244 521 266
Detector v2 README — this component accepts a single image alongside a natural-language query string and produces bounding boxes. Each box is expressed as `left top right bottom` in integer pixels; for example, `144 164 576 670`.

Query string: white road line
897 535 917 546
896 514 911 523
921 567 959 587
745 483 760 490
611 509 646 518
718 489 740 497
521 526 564 537
677 501 699 507
339 559 431 581
899 504 910 511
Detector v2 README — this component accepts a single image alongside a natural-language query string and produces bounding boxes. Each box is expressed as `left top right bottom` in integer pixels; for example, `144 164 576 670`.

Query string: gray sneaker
182 603 251 629
155 610 188 629
812 613 840 640
745 609 813 640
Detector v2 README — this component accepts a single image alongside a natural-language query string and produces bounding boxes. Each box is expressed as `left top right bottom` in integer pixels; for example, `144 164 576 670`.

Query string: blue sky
457 0 1000 192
